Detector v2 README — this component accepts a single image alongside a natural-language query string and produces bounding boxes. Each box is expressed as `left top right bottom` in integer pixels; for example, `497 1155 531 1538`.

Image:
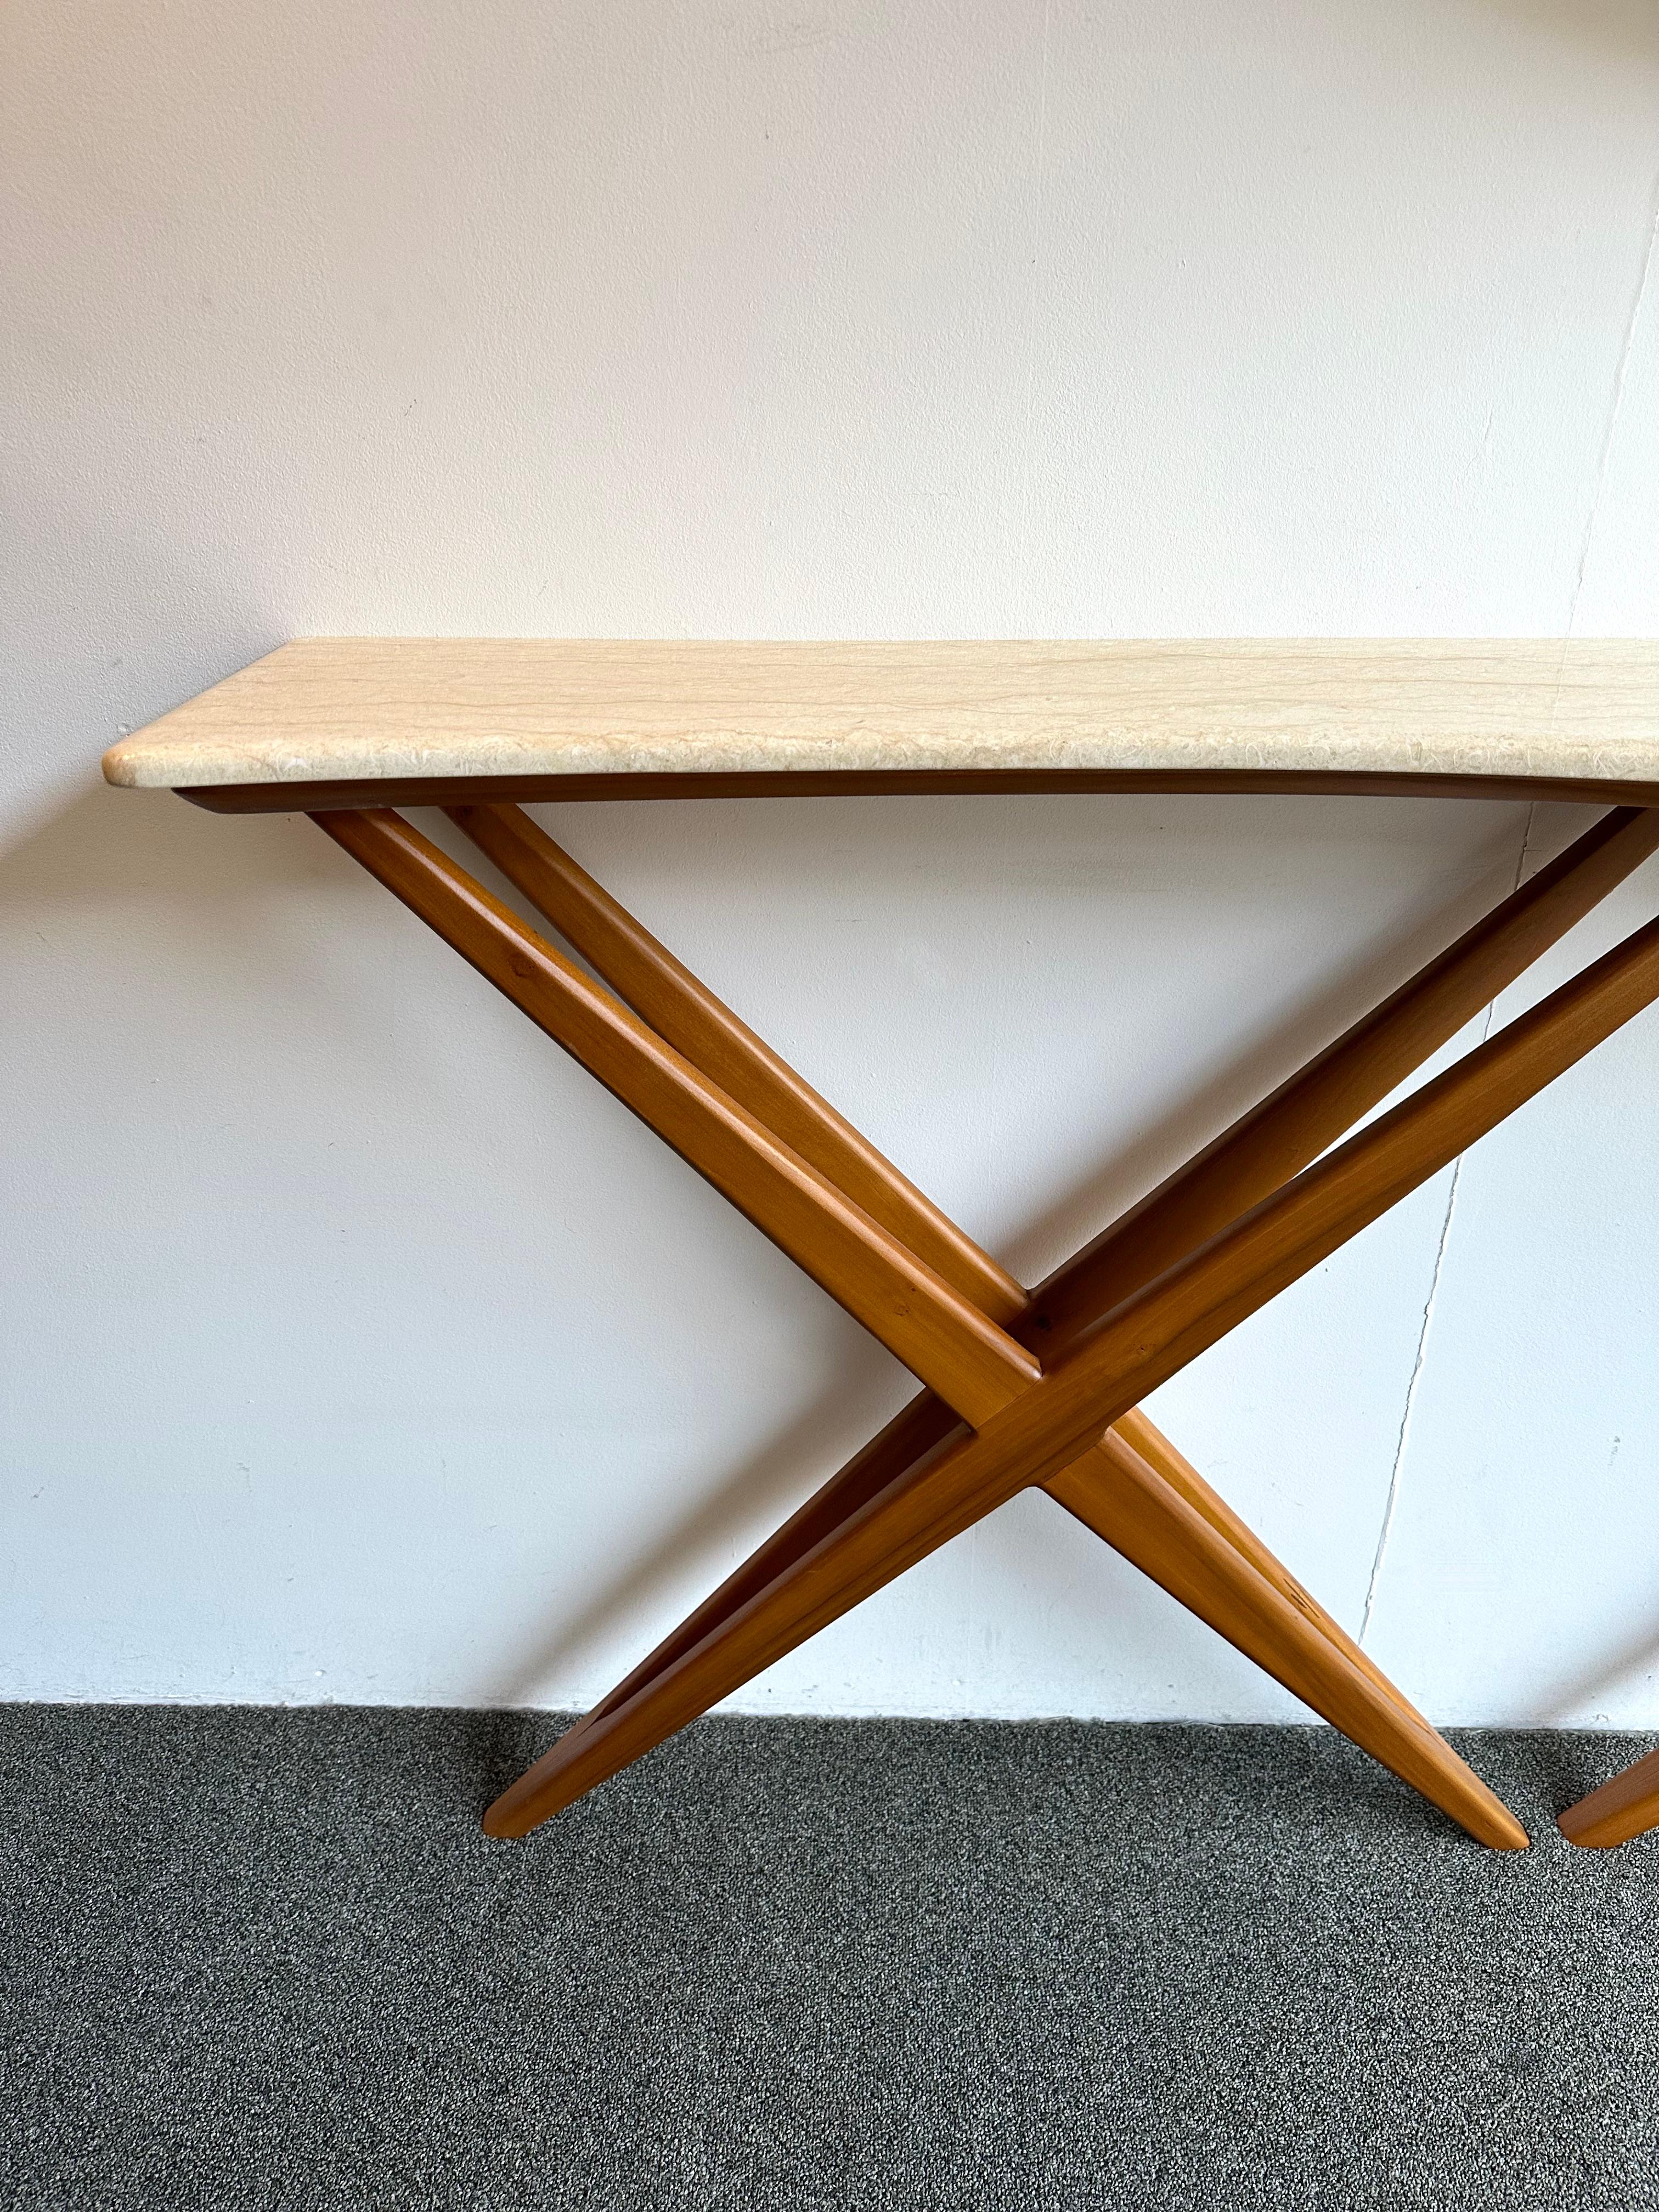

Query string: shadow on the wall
0 776 308 898
1535 1619 1659 1730
0 778 415 1141
0 775 586 1152
479 1367 907 1712
1460 0 1659 60
2 456 286 860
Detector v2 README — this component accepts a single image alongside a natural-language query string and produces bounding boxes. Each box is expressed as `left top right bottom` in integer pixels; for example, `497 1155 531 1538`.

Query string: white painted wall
4 0 1658 1724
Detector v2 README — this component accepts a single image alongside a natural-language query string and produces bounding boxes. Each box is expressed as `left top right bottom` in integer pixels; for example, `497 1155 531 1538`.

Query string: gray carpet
4 1709 1658 2210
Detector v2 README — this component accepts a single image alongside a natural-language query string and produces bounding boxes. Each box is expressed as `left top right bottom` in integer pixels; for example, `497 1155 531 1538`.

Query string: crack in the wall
1357 131 1659 1642
1564 159 1659 642
1359 805 1537 1644
1358 1153 1465 1646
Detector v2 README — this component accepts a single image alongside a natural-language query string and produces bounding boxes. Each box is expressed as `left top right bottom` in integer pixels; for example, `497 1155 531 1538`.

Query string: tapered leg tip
1481 1802 1531 1850
1558 1807 1641 1849
1556 1757 1659 1850
1558 1815 1611 1849
1458 1788 1528 1850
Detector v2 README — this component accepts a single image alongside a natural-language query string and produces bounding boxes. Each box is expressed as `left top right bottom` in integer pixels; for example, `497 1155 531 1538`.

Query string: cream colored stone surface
101 639 1659 791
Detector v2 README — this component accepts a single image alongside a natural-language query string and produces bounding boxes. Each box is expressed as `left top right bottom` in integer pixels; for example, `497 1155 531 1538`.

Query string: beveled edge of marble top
102 638 1659 791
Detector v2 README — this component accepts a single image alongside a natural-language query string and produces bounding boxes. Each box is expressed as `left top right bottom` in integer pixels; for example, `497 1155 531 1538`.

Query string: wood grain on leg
449 808 1368 1740
491 1420 1522 1849
489 904 1659 1842
451 804 1365 1746
554 808 1659 1733
1559 1750 1659 1848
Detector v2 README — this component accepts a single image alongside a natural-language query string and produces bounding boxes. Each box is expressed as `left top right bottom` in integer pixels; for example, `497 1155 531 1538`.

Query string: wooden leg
565 1393 1429 1746
448 804 1378 1732
450 805 1442 1765
458 801 1413 1778
1559 1750 1659 1848
532 806 1658 1740
1089 1407 1418 1716
572 1402 1438 1778
488 1423 1523 1847
486 903 1659 1841
1046 1432 1496 1815
318 802 1658 1850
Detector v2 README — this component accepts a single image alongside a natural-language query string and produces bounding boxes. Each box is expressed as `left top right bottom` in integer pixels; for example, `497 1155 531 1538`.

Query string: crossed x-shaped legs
314 798 1659 1852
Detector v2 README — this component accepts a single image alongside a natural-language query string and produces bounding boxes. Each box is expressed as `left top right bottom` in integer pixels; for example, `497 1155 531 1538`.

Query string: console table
105 640 1659 1852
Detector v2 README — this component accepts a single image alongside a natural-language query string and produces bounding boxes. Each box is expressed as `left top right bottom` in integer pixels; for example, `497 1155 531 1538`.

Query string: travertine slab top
102 638 1659 790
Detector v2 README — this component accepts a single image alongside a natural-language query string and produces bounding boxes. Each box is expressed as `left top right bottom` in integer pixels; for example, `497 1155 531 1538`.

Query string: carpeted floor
4 1709 1659 2210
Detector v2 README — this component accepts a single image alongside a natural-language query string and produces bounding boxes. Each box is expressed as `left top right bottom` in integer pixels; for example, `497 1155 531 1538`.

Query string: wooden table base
307 798 1659 1853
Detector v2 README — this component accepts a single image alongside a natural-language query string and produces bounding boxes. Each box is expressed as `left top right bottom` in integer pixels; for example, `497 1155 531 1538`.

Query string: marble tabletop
102 639 1659 792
